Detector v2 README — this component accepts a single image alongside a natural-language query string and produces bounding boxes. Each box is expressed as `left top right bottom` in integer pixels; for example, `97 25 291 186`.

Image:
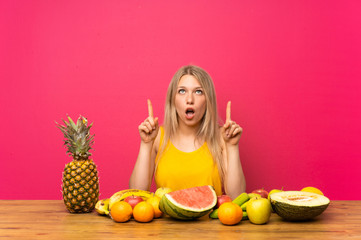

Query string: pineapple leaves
56 115 95 160
68 115 77 131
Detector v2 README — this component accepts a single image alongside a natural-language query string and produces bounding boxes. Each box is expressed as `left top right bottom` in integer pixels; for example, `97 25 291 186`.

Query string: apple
246 197 272 224
216 195 232 208
252 188 269 199
248 193 261 199
124 195 143 209
155 187 172 199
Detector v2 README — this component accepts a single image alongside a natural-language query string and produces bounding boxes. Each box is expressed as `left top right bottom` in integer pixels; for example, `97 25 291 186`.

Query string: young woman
129 65 245 199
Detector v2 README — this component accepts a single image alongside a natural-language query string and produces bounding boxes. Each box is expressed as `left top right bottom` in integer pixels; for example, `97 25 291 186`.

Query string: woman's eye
195 89 203 95
178 89 186 94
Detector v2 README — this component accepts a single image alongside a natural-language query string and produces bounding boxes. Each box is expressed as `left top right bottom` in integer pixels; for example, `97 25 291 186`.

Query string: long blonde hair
158 65 225 184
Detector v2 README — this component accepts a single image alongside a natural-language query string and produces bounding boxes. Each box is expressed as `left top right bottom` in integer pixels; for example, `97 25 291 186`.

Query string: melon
159 185 217 220
270 191 330 221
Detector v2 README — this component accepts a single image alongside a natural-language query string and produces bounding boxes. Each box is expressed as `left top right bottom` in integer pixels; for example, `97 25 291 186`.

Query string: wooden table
0 200 360 239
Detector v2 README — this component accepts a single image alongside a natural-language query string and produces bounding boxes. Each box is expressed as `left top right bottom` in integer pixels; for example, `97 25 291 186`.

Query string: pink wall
1 1 360 200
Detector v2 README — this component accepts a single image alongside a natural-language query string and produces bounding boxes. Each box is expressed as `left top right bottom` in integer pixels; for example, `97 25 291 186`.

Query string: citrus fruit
146 196 163 218
301 187 324 195
218 202 242 225
133 201 154 223
110 201 132 223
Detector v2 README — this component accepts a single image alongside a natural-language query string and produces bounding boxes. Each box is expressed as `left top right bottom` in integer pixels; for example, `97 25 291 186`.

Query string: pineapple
57 115 99 213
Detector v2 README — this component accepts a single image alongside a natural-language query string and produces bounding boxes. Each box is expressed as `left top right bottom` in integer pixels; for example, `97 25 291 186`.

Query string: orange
218 202 243 225
110 201 132 223
133 201 154 223
146 196 163 218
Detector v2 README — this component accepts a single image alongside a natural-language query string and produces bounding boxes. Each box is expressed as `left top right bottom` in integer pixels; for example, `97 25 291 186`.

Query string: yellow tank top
154 127 223 196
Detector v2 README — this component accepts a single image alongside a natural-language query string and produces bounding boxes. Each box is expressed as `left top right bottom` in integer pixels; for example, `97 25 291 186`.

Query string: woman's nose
186 93 194 104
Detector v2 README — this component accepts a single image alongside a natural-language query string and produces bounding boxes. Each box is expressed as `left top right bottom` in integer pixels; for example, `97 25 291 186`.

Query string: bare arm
221 101 246 199
129 99 159 190
223 143 246 199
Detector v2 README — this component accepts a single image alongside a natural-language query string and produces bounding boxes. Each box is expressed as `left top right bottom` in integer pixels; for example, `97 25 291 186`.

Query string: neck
176 121 200 137
172 120 205 151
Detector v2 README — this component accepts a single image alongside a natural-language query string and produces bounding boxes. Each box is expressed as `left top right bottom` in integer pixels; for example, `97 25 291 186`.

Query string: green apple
246 197 272 224
155 187 172 199
248 193 262 199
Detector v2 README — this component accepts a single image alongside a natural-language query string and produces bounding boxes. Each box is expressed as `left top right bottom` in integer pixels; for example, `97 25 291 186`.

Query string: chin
185 119 202 128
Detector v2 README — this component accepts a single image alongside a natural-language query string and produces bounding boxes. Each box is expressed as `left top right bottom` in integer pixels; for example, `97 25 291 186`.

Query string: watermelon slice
159 185 217 220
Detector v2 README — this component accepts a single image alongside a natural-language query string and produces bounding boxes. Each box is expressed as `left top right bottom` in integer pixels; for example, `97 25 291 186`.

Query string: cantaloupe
270 191 330 221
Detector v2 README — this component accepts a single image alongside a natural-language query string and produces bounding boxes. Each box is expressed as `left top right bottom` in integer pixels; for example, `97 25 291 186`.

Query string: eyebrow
177 86 203 89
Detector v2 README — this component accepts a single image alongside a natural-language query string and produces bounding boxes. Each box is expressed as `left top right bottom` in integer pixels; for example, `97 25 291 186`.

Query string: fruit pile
95 185 330 224
210 186 330 225
210 191 271 225
95 187 172 223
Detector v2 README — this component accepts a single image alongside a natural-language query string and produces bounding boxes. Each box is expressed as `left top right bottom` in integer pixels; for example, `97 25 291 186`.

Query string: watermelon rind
159 185 217 220
270 191 330 221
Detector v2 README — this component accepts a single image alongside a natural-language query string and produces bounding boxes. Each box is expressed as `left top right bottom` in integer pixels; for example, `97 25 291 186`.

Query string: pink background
1 1 360 200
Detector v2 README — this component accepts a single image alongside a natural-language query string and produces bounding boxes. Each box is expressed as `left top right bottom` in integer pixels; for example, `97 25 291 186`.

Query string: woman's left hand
221 101 243 145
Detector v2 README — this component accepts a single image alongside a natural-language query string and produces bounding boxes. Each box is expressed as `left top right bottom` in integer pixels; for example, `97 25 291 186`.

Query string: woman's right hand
138 99 159 143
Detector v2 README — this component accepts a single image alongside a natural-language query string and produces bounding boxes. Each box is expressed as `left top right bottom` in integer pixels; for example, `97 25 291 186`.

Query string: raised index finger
147 99 154 118
226 101 231 122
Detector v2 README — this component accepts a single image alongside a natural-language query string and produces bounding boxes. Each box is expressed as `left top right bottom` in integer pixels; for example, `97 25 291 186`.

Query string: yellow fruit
246 198 272 224
57 116 99 213
146 196 163 218
218 202 243 226
95 198 110 215
301 187 324 195
268 189 283 200
155 187 172 199
110 201 132 223
248 193 261 199
133 201 154 223
109 189 153 209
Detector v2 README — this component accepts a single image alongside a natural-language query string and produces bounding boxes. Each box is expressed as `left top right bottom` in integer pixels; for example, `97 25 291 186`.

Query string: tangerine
133 201 154 223
146 196 163 218
218 202 242 225
110 201 132 223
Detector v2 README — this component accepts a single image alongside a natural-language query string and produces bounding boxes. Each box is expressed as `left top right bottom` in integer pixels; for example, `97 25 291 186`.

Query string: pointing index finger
226 101 231 123
147 99 154 118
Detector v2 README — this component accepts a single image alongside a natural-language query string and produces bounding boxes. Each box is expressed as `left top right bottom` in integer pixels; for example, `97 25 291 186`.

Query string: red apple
252 189 269 199
216 195 232 208
124 195 144 208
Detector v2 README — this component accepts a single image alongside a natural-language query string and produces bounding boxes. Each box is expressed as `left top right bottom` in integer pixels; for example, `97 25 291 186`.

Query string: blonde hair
158 65 225 184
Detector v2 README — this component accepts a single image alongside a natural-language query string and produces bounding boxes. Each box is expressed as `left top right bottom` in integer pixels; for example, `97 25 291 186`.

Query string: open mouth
185 108 195 119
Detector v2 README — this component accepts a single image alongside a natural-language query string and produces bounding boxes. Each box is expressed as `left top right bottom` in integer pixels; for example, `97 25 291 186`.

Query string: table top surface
0 200 360 239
